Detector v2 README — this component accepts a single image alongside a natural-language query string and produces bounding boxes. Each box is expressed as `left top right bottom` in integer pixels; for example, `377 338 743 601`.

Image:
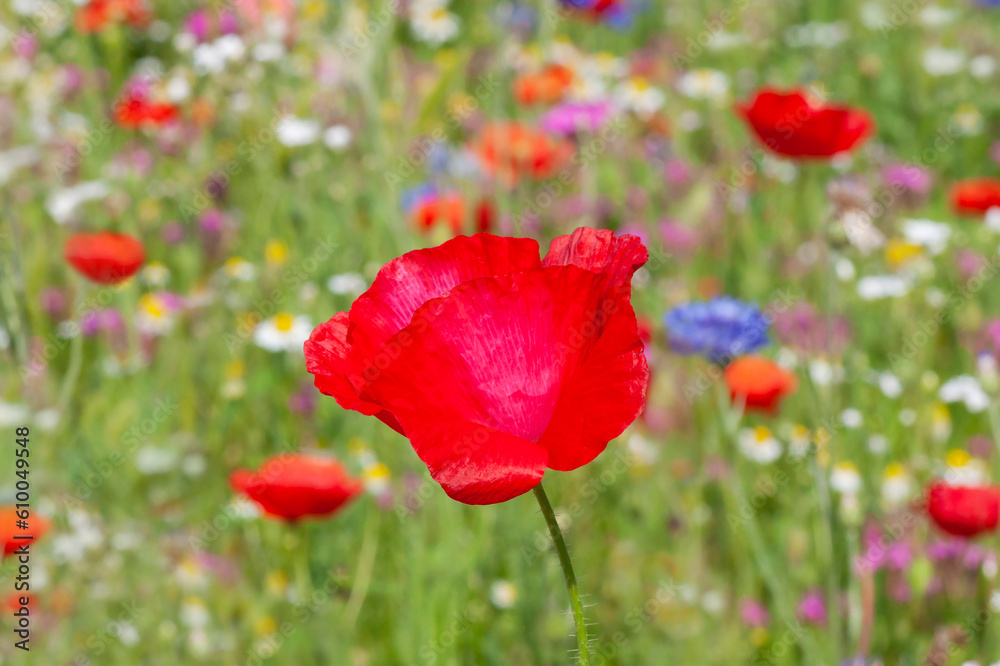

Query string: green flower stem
344 505 380 630
533 483 589 666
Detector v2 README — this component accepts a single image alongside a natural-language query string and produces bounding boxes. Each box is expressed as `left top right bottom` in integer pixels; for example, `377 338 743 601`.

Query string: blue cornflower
664 297 770 362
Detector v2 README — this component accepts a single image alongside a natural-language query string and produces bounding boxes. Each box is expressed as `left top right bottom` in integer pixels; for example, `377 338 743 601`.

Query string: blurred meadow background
6 0 1000 664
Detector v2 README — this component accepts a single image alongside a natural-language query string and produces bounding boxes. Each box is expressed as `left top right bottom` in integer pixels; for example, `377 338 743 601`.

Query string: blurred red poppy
2 593 33 613
410 192 465 235
927 482 1000 537
65 232 145 285
1 507 50 558
230 454 364 522
305 228 649 505
949 178 1000 215
474 198 495 233
114 93 179 129
736 87 874 159
513 65 575 106
724 356 797 413
471 122 574 185
75 0 151 34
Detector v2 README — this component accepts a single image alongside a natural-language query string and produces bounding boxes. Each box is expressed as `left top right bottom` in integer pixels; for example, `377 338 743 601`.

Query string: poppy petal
305 312 382 415
346 233 543 380
539 295 649 471
362 266 607 441
409 421 548 504
543 227 648 296
304 312 404 433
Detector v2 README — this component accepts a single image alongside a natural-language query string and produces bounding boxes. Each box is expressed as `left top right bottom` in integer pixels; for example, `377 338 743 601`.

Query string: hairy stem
533 483 589 665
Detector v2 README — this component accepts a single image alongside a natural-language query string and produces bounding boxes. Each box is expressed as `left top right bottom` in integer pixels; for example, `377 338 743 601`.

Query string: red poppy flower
474 198 495 233
724 356 797 413
514 65 575 106
736 87 874 159
65 232 145 285
75 0 151 34
114 93 179 129
926 482 1000 538
949 178 1000 215
230 453 364 522
2 507 50 558
471 122 574 185
2 593 33 613
410 192 465 235
305 228 649 505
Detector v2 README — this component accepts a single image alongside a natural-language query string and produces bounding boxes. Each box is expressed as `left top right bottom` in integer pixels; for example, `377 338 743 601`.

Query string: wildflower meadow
6 0 1000 664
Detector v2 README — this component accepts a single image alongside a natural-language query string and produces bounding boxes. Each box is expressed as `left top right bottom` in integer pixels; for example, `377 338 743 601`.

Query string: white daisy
165 76 191 102
222 258 257 282
941 449 988 486
614 77 666 118
252 42 286 62
324 125 353 151
931 403 952 442
0 145 39 185
0 401 30 427
970 55 997 79
141 262 171 287
834 257 856 281
410 0 460 46
876 372 903 398
135 293 179 336
922 47 965 77
901 219 951 255
276 117 321 147
857 275 909 300
868 434 888 455
841 210 885 255
939 375 990 413
738 426 782 464
785 424 811 458
135 445 178 476
881 463 912 509
253 313 312 352
830 462 862 495
327 272 368 296
489 580 519 609
918 6 957 27
46 180 109 224
808 358 843 386
840 408 863 428
627 432 659 466
675 69 730 101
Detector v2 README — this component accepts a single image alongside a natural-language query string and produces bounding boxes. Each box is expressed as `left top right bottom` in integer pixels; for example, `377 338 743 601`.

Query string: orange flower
75 0 151 34
471 122 574 185
513 65 575 106
724 356 797 414
1 507 50 558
